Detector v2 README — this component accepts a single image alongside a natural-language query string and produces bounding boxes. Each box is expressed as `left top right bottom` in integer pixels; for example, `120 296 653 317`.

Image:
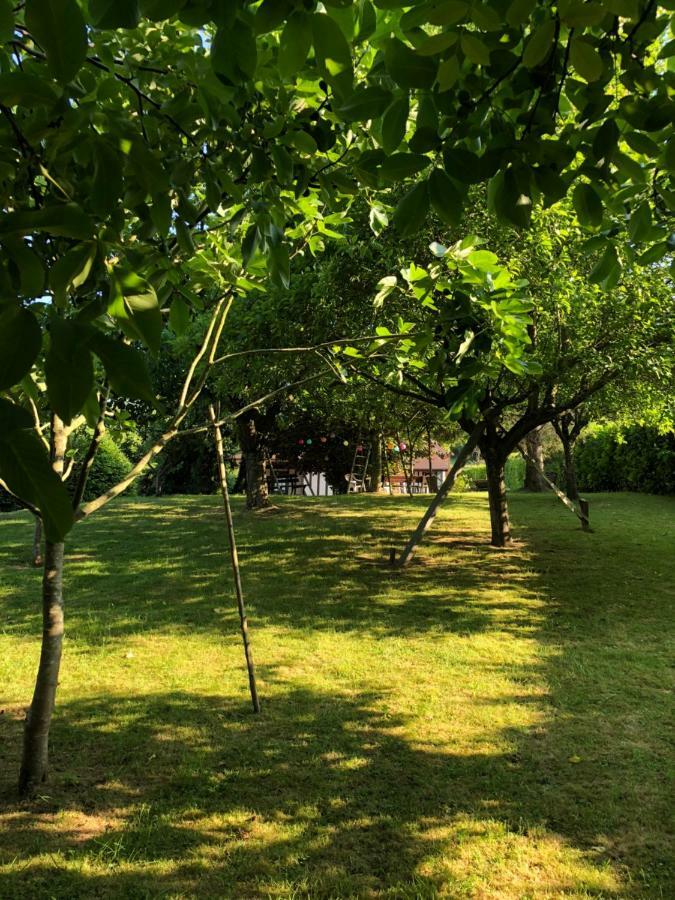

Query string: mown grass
0 491 673 899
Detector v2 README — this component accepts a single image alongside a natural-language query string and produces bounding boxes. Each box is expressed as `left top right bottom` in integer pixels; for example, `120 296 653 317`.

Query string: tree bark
236 415 269 510
523 427 545 492
368 433 382 493
484 448 511 547
19 539 65 796
32 517 43 568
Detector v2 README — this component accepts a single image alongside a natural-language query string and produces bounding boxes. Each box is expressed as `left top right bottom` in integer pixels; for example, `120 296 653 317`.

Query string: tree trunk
32 517 43 568
368 433 382 493
561 433 580 501
523 427 545 492
20 414 68 797
19 539 65 796
236 416 269 510
484 450 511 547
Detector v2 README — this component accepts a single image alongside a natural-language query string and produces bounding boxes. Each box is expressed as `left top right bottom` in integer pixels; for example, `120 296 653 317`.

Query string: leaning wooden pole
395 420 486 568
209 404 261 713
516 444 592 532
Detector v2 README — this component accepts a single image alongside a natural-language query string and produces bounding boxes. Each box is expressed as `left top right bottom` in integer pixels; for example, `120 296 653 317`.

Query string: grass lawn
0 491 673 899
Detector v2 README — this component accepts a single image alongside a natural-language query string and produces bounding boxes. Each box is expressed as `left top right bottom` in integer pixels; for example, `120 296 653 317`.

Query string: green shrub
456 456 524 492
77 436 135 502
575 425 675 494
504 455 525 491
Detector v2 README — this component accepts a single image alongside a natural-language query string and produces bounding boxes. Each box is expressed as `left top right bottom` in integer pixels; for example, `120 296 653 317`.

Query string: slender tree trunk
32 517 43 568
368 433 382 493
561 433 579 501
20 415 69 796
236 416 269 510
484 449 511 547
523 427 545 492
209 406 260 713
19 540 65 796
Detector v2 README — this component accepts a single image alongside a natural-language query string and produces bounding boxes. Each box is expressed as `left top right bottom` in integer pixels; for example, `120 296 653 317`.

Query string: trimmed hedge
77 436 136 502
457 456 525 492
574 425 675 495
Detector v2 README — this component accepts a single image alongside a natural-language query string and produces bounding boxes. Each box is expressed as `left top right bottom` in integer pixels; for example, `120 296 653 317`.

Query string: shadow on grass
0 682 627 898
1 493 673 896
1 495 544 643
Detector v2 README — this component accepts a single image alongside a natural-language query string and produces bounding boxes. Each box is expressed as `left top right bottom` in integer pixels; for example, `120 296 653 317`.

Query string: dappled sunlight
1 493 673 896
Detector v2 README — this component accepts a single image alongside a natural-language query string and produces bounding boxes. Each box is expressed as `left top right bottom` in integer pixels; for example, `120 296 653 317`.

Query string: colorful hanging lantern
356 445 363 452
400 442 407 451
306 439 313 445
320 436 327 443
298 439 304 445
392 446 400 453
343 440 349 446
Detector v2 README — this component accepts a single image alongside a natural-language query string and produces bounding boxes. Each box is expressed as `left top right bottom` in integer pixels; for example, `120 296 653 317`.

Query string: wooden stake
209 404 261 713
516 444 593 533
395 420 485 568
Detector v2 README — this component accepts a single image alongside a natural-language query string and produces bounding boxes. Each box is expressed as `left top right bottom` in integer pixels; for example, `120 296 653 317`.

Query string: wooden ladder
347 442 371 493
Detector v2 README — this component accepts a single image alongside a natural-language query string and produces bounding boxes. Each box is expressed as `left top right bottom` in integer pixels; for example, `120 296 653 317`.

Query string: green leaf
336 86 393 122
428 168 463 227
592 118 619 161
91 141 123 217
139 0 185 19
381 96 409 153
278 11 312 80
487 168 532 227
0 204 93 240
589 244 618 284
271 144 294 186
569 36 604 82
211 20 258 84
90 332 157 406
428 0 469 26
628 202 652 242
573 182 604 227
3 237 45 297
0 306 42 390
49 243 96 305
269 242 290 289
369 205 389 236
0 397 33 433
436 55 460 92
0 423 74 540
45 318 94 424
379 153 430 181
559 0 605 27
25 0 87 84
506 0 537 27
393 181 430 237
0 72 58 106
385 38 437 89
0 1 14 42
108 271 162 354
522 19 556 68
169 295 190 335
312 12 353 99
461 34 490 66
89 0 139 28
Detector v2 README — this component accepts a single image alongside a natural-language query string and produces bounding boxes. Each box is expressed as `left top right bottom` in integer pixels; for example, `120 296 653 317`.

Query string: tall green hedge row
574 425 675 495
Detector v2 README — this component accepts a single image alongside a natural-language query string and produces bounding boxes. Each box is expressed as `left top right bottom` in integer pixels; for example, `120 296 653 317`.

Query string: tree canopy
1 0 673 537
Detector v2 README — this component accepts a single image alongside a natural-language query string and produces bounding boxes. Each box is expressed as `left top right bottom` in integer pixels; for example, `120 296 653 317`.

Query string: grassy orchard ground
0 493 673 899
